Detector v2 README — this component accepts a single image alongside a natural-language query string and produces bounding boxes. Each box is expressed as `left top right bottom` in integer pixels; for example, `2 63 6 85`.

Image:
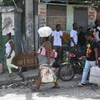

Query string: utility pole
25 0 34 53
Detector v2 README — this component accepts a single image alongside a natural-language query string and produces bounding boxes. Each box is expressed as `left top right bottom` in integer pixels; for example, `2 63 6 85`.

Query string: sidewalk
0 69 38 86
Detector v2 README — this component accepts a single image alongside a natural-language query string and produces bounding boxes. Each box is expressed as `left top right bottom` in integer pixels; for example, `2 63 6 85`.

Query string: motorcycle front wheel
58 63 75 81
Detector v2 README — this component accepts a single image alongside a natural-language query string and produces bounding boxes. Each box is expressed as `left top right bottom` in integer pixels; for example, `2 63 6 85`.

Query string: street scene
0 0 100 100
0 77 100 100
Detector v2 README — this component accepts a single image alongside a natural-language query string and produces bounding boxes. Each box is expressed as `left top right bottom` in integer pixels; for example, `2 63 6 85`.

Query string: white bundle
38 26 52 37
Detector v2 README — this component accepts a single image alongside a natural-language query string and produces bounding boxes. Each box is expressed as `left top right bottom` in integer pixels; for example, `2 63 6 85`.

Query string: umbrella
38 26 52 37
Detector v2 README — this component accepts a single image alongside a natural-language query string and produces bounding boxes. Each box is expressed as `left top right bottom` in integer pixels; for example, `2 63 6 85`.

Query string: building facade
39 1 97 32
0 0 99 68
24 0 99 53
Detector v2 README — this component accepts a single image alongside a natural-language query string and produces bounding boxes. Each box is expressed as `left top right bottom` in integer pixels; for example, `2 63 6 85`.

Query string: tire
58 64 75 81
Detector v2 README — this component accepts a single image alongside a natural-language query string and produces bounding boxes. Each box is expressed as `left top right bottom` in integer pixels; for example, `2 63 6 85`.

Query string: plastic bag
89 66 100 84
40 65 56 83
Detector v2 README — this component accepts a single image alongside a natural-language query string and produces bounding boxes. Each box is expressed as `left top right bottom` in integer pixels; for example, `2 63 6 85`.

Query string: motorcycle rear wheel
58 64 75 81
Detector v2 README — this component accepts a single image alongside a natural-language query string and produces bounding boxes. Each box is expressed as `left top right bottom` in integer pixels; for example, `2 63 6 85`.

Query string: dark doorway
74 7 88 32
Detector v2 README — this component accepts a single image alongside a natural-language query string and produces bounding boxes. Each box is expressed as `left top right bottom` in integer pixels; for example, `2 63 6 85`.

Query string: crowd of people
1 20 100 92
31 20 100 91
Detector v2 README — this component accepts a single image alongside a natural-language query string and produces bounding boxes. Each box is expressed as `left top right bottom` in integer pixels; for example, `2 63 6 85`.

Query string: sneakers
8 73 13 77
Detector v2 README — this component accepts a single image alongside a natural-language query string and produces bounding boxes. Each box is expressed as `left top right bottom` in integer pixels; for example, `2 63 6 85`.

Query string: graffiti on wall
88 11 96 27
2 13 14 35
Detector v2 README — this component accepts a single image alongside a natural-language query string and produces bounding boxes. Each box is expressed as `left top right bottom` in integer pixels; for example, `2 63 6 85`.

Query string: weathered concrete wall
25 0 34 53
0 7 22 55
0 0 3 5
0 0 3 2
34 15 39 50
14 12 22 54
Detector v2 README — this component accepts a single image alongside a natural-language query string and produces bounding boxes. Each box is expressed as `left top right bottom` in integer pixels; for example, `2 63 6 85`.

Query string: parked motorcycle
58 49 85 81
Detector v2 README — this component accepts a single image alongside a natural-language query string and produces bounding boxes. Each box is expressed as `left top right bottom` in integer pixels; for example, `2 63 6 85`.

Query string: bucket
81 61 85 68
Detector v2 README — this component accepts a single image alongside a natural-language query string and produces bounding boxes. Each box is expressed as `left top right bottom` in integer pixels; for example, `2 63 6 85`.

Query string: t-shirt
52 30 63 46
5 39 14 54
93 26 100 41
70 30 78 47
86 40 98 61
78 32 86 47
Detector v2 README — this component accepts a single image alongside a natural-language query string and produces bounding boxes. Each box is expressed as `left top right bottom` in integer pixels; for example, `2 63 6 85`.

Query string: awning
42 0 51 3
42 0 69 3
41 0 100 3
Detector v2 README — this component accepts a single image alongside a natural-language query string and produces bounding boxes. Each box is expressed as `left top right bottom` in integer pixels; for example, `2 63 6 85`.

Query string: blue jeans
81 60 96 84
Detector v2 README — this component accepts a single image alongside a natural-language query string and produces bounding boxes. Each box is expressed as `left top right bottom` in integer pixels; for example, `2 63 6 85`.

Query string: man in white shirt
52 24 63 66
93 20 100 42
70 23 78 47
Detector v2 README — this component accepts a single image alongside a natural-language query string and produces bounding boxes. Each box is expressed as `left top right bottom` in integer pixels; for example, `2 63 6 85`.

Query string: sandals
29 85 40 92
51 85 60 89
77 83 85 87
97 84 100 87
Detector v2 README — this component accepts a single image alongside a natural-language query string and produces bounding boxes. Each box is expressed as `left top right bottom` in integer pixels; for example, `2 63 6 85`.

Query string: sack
46 49 58 58
37 47 46 56
37 41 57 58
37 47 57 58
89 67 100 84
40 66 56 83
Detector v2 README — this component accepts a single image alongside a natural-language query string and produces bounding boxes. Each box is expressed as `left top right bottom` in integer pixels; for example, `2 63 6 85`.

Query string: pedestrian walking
77 31 100 86
30 27 60 92
4 33 21 77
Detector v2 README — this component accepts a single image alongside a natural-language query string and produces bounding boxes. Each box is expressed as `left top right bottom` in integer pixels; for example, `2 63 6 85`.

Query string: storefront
39 1 97 33
46 4 66 31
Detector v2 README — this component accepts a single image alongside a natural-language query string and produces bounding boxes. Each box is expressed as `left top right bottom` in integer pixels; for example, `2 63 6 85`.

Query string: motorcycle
58 48 86 81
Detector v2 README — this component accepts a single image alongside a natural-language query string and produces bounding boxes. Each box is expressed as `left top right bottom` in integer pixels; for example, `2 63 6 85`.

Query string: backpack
91 39 100 57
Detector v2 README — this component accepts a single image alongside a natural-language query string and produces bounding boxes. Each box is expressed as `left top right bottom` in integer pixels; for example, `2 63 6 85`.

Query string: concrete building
0 1 22 70
24 0 98 52
0 0 99 71
39 0 98 32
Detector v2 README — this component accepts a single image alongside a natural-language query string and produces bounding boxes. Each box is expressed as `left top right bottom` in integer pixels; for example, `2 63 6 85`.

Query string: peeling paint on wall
26 19 33 37
26 18 34 52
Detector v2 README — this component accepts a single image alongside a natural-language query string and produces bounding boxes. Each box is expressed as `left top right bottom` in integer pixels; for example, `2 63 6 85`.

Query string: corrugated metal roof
41 0 100 3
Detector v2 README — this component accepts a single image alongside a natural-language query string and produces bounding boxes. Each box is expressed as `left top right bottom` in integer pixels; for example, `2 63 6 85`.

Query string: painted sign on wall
2 13 14 35
88 10 96 27
38 3 46 28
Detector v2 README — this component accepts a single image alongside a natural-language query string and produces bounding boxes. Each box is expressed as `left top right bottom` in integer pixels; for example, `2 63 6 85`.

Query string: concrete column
25 0 34 53
66 5 74 33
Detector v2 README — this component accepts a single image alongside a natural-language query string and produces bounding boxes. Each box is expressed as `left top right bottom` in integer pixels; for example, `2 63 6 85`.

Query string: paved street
0 76 100 100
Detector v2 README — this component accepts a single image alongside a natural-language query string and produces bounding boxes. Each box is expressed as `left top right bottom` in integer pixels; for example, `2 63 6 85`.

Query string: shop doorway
47 4 66 31
74 7 88 32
